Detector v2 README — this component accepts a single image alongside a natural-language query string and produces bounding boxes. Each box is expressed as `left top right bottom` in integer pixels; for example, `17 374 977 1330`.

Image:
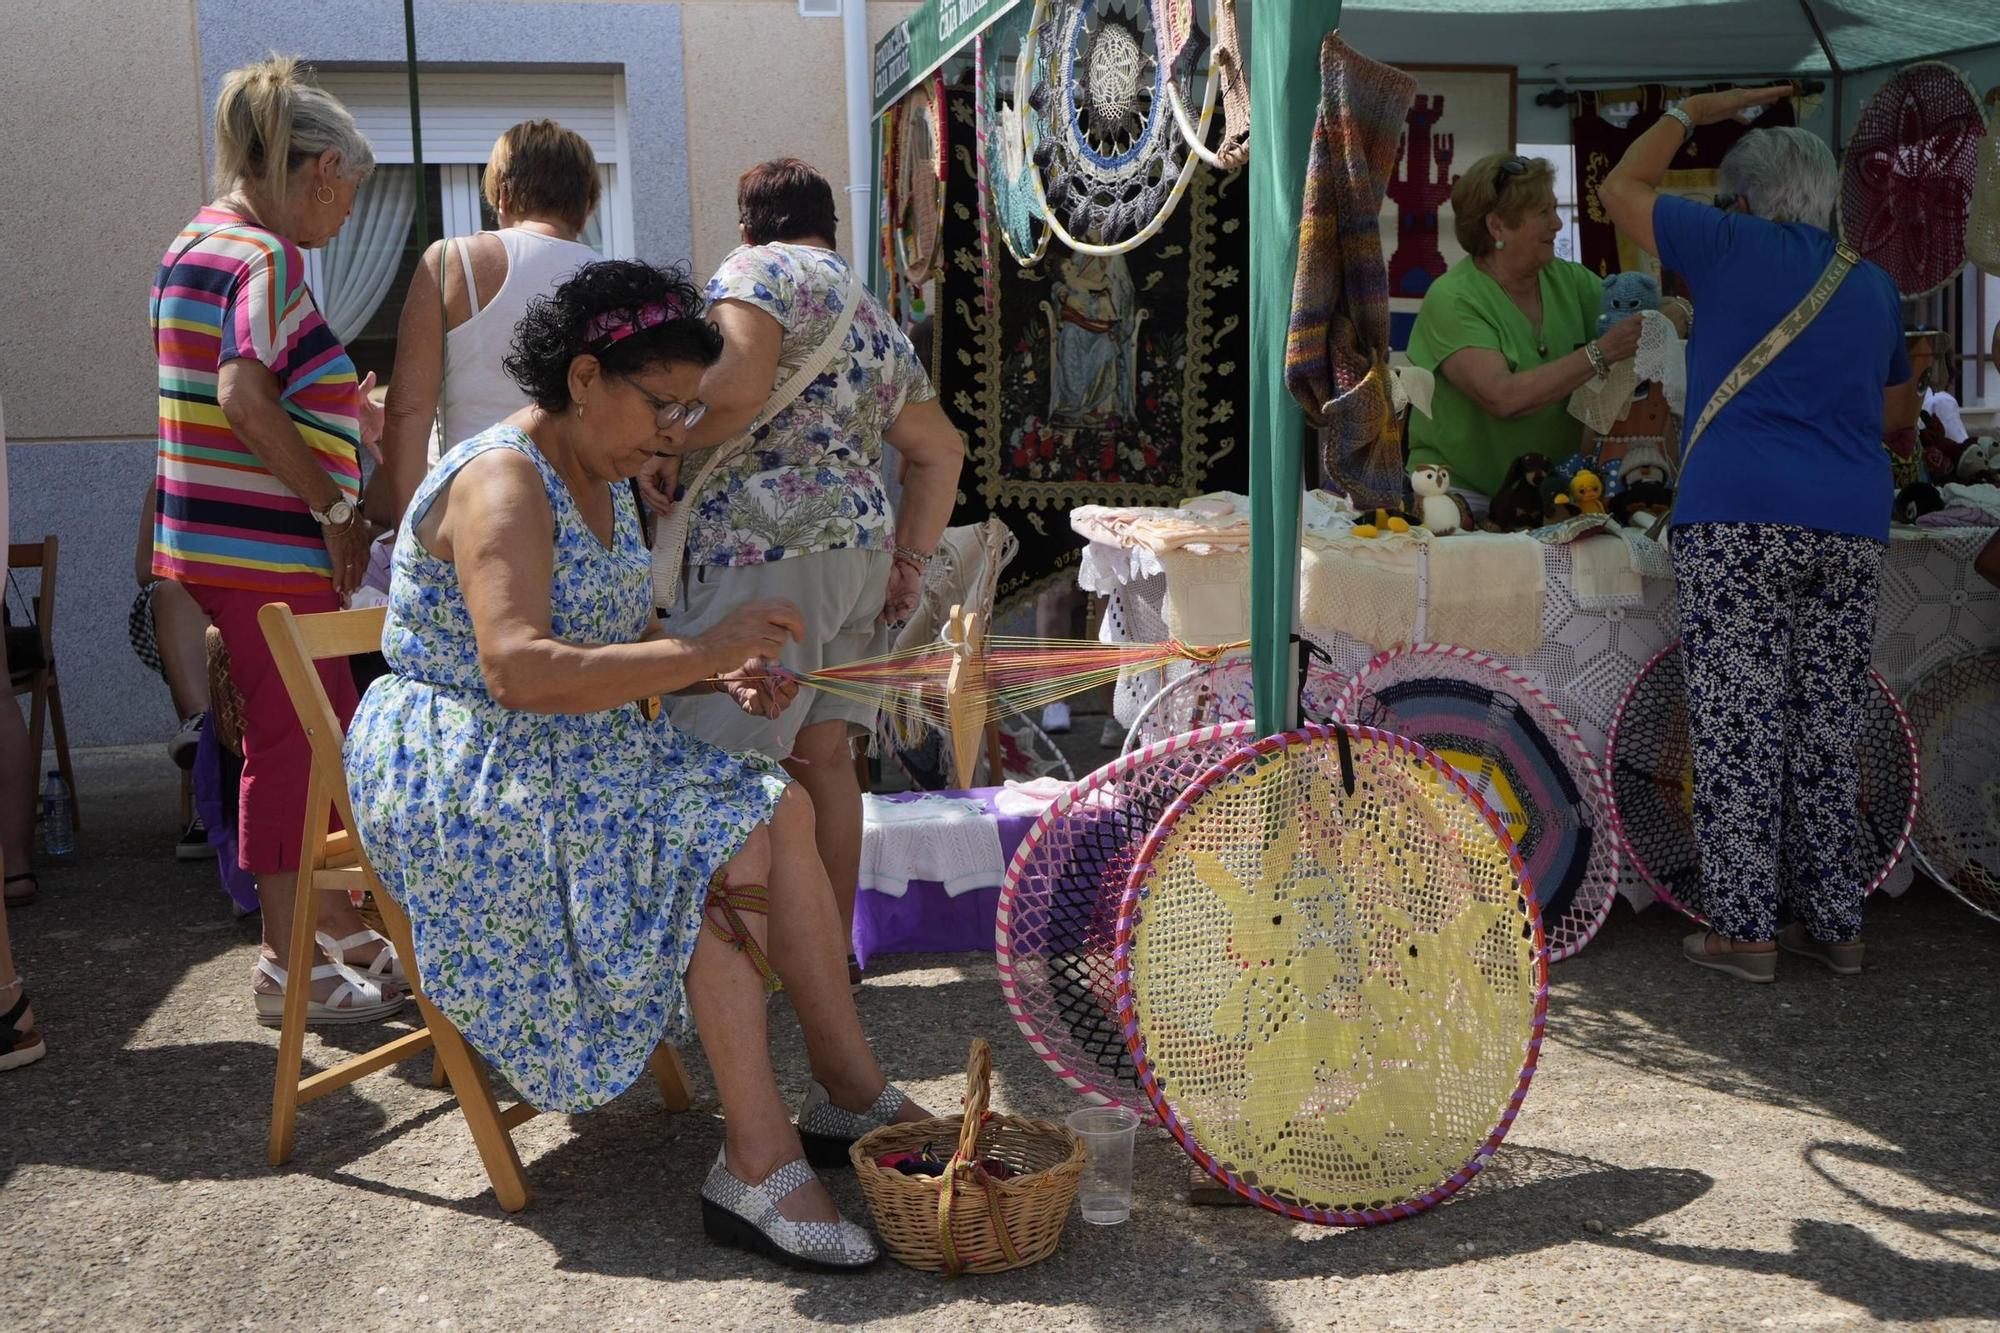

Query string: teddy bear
1488 453 1556 531
1956 436 2000 487
1598 270 1661 336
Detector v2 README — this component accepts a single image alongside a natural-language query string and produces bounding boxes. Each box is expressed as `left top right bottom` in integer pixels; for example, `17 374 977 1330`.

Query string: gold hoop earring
316 185 335 205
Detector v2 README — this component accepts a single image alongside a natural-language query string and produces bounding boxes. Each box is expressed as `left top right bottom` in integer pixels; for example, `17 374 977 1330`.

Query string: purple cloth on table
193 713 259 915
850 788 1042 969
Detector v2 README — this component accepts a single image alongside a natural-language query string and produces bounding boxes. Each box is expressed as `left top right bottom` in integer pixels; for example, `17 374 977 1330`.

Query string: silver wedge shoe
698 1151 879 1273
796 1080 914 1168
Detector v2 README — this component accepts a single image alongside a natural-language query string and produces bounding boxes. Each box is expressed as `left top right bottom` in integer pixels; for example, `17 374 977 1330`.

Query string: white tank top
430 228 599 462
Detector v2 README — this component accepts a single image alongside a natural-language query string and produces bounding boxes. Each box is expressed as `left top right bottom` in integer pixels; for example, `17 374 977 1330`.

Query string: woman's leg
686 816 839 1223
781 720 862 945
150 578 212 721
0 627 35 899
1778 534 1884 944
1674 524 1790 946
187 584 396 1008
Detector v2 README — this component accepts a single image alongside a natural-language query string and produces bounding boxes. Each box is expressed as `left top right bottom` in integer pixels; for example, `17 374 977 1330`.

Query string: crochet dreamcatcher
996 720 1258 1119
1904 652 2000 920
1027 0 1217 255
1606 643 1919 918
1333 646 1620 961
892 74 949 293
1157 0 1247 170
977 9 1053 266
1840 60 1987 297
1120 651 1342 755
1115 725 1546 1224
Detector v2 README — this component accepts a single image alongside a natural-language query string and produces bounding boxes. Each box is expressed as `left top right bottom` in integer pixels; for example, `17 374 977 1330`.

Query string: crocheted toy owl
1598 271 1660 335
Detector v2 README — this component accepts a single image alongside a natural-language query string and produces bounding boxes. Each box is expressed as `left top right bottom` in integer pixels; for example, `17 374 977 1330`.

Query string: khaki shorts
660 548 893 760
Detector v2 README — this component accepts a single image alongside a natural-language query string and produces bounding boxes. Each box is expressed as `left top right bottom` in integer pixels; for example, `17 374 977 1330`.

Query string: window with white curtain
1521 143 1584 264
304 69 633 385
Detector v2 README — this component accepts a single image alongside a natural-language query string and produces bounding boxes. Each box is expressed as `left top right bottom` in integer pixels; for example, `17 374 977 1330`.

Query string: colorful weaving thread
1114 723 1547 1225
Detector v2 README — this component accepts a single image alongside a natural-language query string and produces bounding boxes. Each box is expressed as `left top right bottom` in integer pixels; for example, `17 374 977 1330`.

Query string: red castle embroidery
1388 94 1457 299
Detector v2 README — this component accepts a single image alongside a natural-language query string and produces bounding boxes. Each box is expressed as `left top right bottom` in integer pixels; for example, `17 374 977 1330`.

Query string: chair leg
25 678 47 796
46 674 76 830
421 996 533 1212
650 1045 694 1113
267 868 321 1167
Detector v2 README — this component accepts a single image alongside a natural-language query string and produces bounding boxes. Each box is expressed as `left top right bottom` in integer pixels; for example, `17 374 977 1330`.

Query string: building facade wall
5 0 920 750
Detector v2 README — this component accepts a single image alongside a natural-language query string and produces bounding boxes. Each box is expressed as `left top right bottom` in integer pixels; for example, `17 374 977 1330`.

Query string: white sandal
253 956 406 1027
316 929 408 989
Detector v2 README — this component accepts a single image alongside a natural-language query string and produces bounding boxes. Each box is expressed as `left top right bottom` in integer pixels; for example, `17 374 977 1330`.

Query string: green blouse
1405 257 1602 496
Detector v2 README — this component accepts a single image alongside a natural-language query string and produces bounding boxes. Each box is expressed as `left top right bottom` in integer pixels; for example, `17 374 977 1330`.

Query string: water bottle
41 771 74 858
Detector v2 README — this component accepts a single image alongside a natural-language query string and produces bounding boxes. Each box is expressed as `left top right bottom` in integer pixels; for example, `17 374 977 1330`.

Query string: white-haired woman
151 56 403 1021
1601 90 1912 983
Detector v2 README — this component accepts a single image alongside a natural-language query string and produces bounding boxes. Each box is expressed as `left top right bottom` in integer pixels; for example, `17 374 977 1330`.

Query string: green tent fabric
1248 4 1330 735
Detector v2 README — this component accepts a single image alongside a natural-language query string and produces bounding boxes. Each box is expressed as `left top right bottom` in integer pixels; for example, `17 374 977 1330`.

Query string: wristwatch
311 497 358 528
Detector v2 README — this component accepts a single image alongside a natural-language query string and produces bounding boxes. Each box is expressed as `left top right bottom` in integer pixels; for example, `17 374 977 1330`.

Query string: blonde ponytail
213 55 375 203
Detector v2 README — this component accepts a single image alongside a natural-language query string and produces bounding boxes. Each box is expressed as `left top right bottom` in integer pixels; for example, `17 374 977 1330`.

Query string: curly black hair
504 259 723 411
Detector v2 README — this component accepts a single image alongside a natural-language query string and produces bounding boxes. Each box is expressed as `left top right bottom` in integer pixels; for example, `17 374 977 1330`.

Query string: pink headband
584 297 695 350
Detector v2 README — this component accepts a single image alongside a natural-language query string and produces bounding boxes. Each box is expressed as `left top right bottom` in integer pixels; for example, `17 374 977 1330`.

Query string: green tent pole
1248 3 1330 734
403 0 430 251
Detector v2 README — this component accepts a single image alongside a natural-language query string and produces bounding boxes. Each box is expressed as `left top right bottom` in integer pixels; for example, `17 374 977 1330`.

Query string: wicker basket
851 1038 1084 1276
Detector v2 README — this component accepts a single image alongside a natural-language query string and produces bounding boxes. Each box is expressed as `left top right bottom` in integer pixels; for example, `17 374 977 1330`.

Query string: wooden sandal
4 872 37 908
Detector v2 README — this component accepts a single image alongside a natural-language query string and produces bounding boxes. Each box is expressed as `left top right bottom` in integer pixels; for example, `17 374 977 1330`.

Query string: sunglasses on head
1492 155 1531 193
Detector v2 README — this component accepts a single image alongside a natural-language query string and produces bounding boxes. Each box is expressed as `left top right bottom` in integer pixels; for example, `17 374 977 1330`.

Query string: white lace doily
1569 309 1687 435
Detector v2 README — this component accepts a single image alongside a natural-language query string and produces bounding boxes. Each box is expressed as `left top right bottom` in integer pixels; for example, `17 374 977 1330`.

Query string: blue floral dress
345 427 788 1112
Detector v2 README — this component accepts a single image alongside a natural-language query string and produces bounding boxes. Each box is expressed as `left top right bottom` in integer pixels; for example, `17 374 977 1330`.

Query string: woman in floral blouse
346 261 927 1271
644 159 964 965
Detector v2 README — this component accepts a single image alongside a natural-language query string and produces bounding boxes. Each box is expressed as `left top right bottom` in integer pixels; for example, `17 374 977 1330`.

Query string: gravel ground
4 743 1997 1331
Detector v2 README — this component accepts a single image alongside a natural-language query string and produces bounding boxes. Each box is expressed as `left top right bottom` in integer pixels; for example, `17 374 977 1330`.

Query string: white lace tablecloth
1082 521 2000 908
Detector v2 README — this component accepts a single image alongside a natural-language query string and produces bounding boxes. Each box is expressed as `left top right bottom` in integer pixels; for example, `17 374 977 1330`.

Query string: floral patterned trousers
1672 523 1885 944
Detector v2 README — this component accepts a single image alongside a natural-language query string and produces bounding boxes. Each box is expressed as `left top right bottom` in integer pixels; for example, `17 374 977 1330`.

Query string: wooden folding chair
257 601 694 1212
7 537 77 830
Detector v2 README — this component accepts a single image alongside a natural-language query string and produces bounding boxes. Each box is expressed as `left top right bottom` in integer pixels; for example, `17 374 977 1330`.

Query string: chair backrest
6 536 57 660
257 602 386 852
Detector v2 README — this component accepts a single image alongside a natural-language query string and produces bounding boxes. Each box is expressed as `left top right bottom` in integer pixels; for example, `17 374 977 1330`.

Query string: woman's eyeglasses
618 376 708 430
1492 155 1531 193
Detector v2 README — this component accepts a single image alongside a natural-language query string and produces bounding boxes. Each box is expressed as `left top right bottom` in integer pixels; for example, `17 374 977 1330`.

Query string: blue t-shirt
1654 193 1908 542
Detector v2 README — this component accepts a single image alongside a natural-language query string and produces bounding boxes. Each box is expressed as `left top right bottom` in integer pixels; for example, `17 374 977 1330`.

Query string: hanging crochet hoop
1026 0 1218 257
1333 645 1619 963
1968 88 2000 278
978 11 1055 267
1904 652 2000 921
996 720 1258 1119
1156 0 1245 171
1840 60 1986 297
1605 643 1919 919
894 74 950 290
1121 650 1342 755
1114 724 1546 1225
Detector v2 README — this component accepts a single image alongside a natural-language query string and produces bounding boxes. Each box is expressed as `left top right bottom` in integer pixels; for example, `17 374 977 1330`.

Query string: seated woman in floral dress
345 261 927 1273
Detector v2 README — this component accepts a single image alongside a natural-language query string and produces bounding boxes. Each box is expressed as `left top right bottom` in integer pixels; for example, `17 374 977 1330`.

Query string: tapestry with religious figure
1377 65 1518 353
934 86 1249 606
1572 86 1799 284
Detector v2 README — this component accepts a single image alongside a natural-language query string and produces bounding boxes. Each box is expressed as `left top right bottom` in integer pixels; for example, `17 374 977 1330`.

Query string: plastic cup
1066 1105 1141 1225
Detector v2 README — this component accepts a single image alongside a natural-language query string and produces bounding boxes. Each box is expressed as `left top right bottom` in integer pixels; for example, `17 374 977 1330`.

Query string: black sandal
4 872 36 908
2 990 46 1071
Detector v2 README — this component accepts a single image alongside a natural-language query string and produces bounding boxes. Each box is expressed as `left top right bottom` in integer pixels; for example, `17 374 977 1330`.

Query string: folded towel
1568 530 1645 608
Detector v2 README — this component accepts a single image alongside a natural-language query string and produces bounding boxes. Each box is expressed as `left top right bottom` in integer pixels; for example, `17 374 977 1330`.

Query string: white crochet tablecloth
1080 518 2000 909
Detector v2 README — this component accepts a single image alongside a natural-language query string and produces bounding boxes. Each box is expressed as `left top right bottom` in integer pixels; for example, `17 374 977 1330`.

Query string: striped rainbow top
151 206 361 594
